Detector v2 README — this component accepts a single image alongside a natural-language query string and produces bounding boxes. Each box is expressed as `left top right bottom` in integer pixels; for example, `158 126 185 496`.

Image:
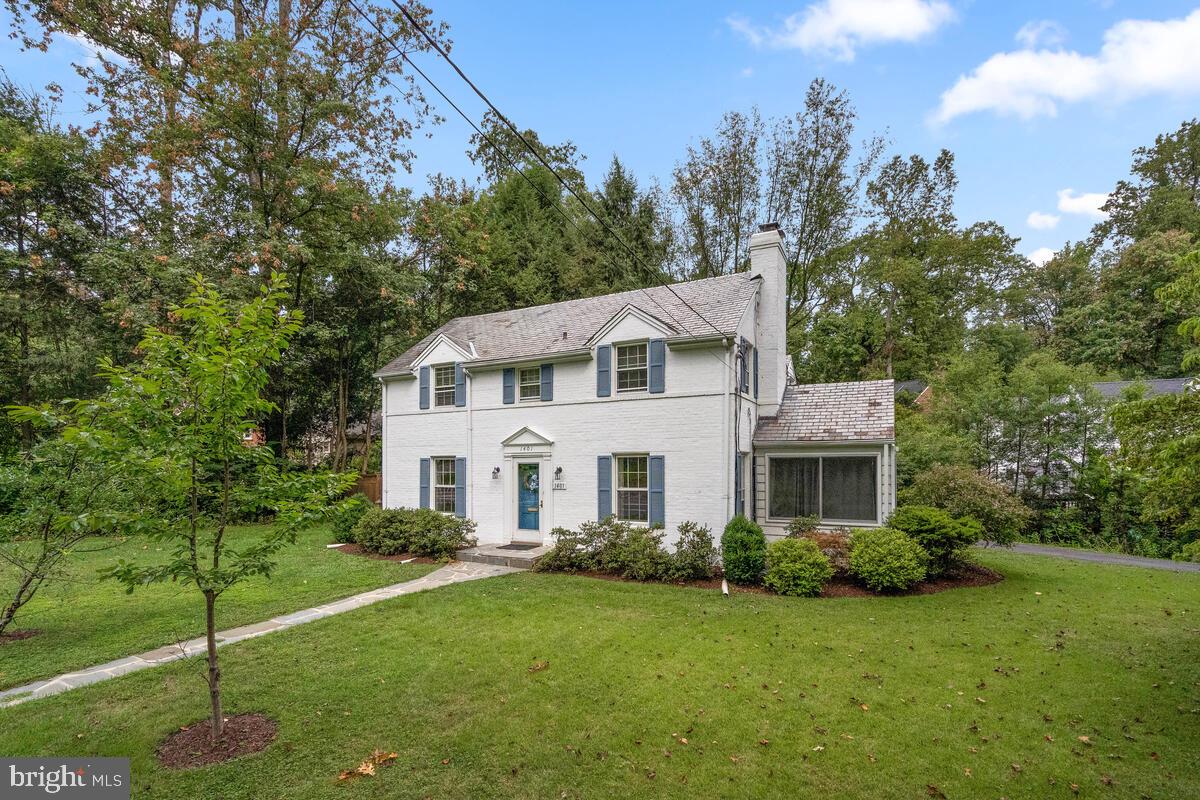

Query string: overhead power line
390 0 732 342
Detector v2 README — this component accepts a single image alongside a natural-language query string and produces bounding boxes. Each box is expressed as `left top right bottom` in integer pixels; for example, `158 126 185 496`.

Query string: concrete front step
457 542 551 569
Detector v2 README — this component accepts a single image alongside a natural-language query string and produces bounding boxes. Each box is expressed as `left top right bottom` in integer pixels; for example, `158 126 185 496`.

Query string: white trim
410 333 474 370
762 451 882 527
585 304 677 346
613 453 650 524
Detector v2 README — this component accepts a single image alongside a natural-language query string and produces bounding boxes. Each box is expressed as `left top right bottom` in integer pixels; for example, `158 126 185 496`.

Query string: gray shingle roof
1092 378 1191 399
376 273 759 377
754 379 895 443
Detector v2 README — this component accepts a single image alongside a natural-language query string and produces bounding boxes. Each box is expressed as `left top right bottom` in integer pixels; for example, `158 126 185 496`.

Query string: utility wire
346 0 745 370
390 0 732 341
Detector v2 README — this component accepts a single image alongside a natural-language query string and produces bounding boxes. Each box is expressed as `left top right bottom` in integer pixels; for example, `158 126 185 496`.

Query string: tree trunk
204 590 223 744
0 572 37 637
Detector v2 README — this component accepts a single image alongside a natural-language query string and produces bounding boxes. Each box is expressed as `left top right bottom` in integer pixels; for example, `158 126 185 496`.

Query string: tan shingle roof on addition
376 273 759 377
755 379 895 443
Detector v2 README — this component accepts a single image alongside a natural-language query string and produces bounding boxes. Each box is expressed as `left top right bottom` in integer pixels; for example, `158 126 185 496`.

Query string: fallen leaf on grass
926 785 946 798
1078 735 1093 746
337 750 398 782
528 661 549 673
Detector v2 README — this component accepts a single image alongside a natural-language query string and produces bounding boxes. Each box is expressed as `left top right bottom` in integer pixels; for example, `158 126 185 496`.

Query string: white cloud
1026 211 1061 230
57 30 125 67
1027 247 1057 266
933 9 1200 124
740 66 755 78
1015 20 1067 49
727 0 955 61
1056 188 1109 219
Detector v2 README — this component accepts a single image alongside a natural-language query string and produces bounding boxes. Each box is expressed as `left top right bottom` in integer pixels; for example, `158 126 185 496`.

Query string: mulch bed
0 629 41 645
819 562 1003 597
554 562 1002 598
333 543 437 564
157 713 278 769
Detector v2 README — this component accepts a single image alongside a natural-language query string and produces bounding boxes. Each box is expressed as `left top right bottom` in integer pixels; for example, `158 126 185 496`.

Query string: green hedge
721 515 767 585
535 518 718 582
888 505 981 576
763 538 833 596
849 527 927 592
351 507 477 560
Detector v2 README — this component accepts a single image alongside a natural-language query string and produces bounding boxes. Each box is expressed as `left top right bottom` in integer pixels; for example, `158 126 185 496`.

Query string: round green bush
332 493 373 543
887 505 981 576
899 465 1031 546
721 515 767 584
849 527 927 592
763 538 833 597
1174 540 1200 563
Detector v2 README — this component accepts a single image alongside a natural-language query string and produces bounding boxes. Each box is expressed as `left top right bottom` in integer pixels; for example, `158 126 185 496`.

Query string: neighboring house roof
1092 378 1192 400
375 273 759 377
893 379 928 396
755 379 895 443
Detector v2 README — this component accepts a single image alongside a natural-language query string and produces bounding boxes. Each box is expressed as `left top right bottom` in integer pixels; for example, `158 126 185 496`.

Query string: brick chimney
750 223 787 415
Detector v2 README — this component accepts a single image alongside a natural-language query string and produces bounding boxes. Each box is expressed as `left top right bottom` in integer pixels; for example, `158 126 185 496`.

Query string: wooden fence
355 473 382 505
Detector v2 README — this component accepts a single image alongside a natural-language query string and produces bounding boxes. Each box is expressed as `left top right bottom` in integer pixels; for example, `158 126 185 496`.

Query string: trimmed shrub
721 515 767 584
1174 540 1200 563
785 515 822 537
849 527 927 592
351 507 477 560
535 526 593 572
794 529 851 573
763 538 833 597
888 505 981 576
614 527 674 582
900 465 1032 546
671 521 718 581
332 493 373 543
352 508 409 554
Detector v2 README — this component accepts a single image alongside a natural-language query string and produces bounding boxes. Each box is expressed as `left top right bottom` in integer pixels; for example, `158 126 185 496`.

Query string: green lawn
1 550 1198 799
0 526 437 689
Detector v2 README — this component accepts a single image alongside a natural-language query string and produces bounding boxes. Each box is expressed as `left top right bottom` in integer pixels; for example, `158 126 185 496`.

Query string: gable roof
376 273 759 377
754 379 895 443
1092 378 1192 400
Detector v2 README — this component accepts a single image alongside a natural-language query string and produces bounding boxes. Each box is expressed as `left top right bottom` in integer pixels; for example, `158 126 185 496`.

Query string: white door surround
500 427 554 543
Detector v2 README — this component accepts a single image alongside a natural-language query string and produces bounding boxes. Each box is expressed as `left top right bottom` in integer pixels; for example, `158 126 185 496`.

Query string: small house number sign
553 480 566 491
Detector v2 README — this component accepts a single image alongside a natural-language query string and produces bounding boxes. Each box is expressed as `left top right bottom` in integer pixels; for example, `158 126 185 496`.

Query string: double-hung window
616 455 649 522
616 343 648 392
768 455 877 523
518 366 541 401
433 457 457 513
433 365 455 407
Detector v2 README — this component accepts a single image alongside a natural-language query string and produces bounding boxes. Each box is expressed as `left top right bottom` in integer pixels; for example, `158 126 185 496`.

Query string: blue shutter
502 368 515 404
454 457 467 517
753 346 759 399
540 363 554 401
649 455 665 527
648 338 665 394
597 456 612 520
735 454 743 516
419 458 430 509
419 366 430 410
454 362 466 407
596 345 611 397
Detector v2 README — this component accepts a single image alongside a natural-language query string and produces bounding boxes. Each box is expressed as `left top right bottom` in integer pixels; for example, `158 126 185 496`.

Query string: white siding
383 341 735 546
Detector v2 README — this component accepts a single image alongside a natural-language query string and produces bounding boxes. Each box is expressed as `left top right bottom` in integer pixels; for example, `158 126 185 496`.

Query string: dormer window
518 366 541 401
616 342 648 392
433 365 456 407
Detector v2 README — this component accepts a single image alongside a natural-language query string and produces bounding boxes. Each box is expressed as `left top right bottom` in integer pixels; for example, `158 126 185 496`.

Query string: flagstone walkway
0 560 520 709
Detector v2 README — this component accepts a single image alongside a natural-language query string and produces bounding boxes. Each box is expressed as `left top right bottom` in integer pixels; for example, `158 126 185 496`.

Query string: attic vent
561 331 567 340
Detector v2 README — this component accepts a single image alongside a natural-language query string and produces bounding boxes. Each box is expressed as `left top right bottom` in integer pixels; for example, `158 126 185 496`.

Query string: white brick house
376 225 896 545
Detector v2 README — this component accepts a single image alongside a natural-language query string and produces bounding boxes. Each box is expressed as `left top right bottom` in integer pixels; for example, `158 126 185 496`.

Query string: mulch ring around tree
157 713 278 769
0 629 41 645
333 543 438 564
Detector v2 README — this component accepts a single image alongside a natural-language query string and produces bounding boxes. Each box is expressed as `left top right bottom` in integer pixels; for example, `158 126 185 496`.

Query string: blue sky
4 0 1200 263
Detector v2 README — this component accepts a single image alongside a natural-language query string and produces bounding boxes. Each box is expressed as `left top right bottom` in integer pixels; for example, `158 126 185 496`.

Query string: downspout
465 369 474 520
721 338 732 521
378 377 387 508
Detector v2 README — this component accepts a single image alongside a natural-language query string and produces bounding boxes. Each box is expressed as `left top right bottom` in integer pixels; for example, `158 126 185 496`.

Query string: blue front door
518 463 540 531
